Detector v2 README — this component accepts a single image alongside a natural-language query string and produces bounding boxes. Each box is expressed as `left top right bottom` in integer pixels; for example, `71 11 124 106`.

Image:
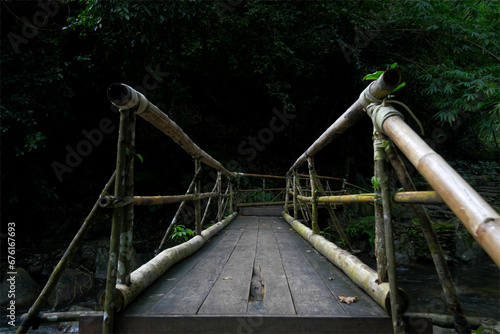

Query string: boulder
0 267 40 311
48 267 93 308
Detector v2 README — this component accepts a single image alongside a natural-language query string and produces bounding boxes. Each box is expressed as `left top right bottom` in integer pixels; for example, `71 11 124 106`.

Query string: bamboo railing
285 69 500 334
17 84 240 334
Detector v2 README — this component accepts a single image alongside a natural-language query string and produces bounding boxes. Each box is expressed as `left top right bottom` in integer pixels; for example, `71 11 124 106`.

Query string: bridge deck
81 216 398 333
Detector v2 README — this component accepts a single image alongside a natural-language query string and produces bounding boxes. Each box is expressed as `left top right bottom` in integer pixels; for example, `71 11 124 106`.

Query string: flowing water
398 260 500 320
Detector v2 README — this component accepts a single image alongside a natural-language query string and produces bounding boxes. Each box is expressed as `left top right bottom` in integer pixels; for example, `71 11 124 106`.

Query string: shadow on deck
80 215 431 334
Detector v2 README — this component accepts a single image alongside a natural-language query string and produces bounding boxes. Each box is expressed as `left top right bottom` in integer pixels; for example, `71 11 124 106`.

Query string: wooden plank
198 229 258 315
274 231 348 316
123 228 234 315
239 206 283 216
146 228 245 315
287 230 388 317
269 216 292 232
81 315 395 333
248 217 295 315
225 215 252 230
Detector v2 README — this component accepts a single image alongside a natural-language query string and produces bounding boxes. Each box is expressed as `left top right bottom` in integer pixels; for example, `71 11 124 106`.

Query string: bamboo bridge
17 69 500 334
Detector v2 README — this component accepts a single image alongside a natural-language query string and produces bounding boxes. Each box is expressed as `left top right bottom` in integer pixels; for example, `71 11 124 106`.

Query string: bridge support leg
308 157 320 235
386 144 471 334
195 159 202 235
217 170 222 222
103 108 135 334
293 171 298 219
373 133 405 334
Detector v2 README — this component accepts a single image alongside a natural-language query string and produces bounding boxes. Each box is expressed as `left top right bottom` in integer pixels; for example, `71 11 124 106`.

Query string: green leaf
135 153 144 163
392 82 406 93
362 70 384 81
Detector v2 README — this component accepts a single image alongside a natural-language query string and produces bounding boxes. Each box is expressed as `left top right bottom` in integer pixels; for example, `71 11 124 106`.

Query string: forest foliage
1 0 499 233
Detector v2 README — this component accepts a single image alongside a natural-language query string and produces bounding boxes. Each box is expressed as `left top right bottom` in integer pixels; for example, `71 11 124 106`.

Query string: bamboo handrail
288 69 402 174
294 191 444 205
98 193 219 208
371 108 500 268
107 84 234 177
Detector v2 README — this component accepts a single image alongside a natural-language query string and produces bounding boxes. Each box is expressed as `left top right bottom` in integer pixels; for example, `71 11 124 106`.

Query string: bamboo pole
107 84 234 177
20 311 103 324
282 213 408 313
155 167 202 255
15 172 115 334
293 172 298 219
386 144 471 333
200 180 220 228
229 179 234 213
373 109 500 268
103 109 131 334
308 157 320 235
112 212 238 310
118 108 136 287
235 172 287 179
373 134 404 334
194 159 202 236
288 69 402 173
217 171 222 222
98 192 219 207
284 175 291 213
295 191 443 205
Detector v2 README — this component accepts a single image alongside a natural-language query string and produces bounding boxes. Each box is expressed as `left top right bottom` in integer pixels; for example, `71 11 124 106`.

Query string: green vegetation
169 225 195 244
2 0 498 242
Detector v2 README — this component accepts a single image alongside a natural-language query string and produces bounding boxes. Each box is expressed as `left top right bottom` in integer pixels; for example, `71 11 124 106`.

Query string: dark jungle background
1 0 498 257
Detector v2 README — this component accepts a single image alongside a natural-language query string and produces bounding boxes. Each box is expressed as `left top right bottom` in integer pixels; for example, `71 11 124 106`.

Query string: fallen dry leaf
339 295 358 304
328 277 335 281
222 276 234 280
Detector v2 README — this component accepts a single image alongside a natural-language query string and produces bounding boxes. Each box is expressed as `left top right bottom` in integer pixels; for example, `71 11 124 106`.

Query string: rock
48 267 93 308
80 239 142 279
0 267 40 311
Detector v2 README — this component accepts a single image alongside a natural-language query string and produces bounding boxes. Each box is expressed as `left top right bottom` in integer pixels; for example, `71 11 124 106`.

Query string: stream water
1 259 499 333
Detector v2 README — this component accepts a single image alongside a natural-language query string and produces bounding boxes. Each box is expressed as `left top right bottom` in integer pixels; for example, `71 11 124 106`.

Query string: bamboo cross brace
155 166 202 255
386 143 470 333
15 172 115 334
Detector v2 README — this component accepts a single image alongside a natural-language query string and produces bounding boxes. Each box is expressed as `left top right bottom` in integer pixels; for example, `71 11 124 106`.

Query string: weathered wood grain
197 229 258 315
147 229 245 315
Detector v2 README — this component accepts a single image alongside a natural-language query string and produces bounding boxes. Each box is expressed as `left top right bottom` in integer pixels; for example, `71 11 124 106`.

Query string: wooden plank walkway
80 215 398 333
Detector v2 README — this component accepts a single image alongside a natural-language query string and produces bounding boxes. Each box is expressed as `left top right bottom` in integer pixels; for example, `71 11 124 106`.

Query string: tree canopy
1 0 498 239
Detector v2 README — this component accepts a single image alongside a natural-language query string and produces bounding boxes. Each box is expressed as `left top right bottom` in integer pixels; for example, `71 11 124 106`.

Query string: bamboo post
373 133 404 334
217 171 222 222
262 179 266 202
155 167 202 255
374 152 388 283
103 109 132 334
308 157 320 235
15 172 115 334
194 159 202 236
293 172 298 219
284 175 290 213
386 143 471 333
229 178 234 213
118 108 136 287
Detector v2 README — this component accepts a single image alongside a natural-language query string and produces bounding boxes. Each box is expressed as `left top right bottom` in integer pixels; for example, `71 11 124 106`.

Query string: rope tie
359 81 383 110
373 137 390 162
